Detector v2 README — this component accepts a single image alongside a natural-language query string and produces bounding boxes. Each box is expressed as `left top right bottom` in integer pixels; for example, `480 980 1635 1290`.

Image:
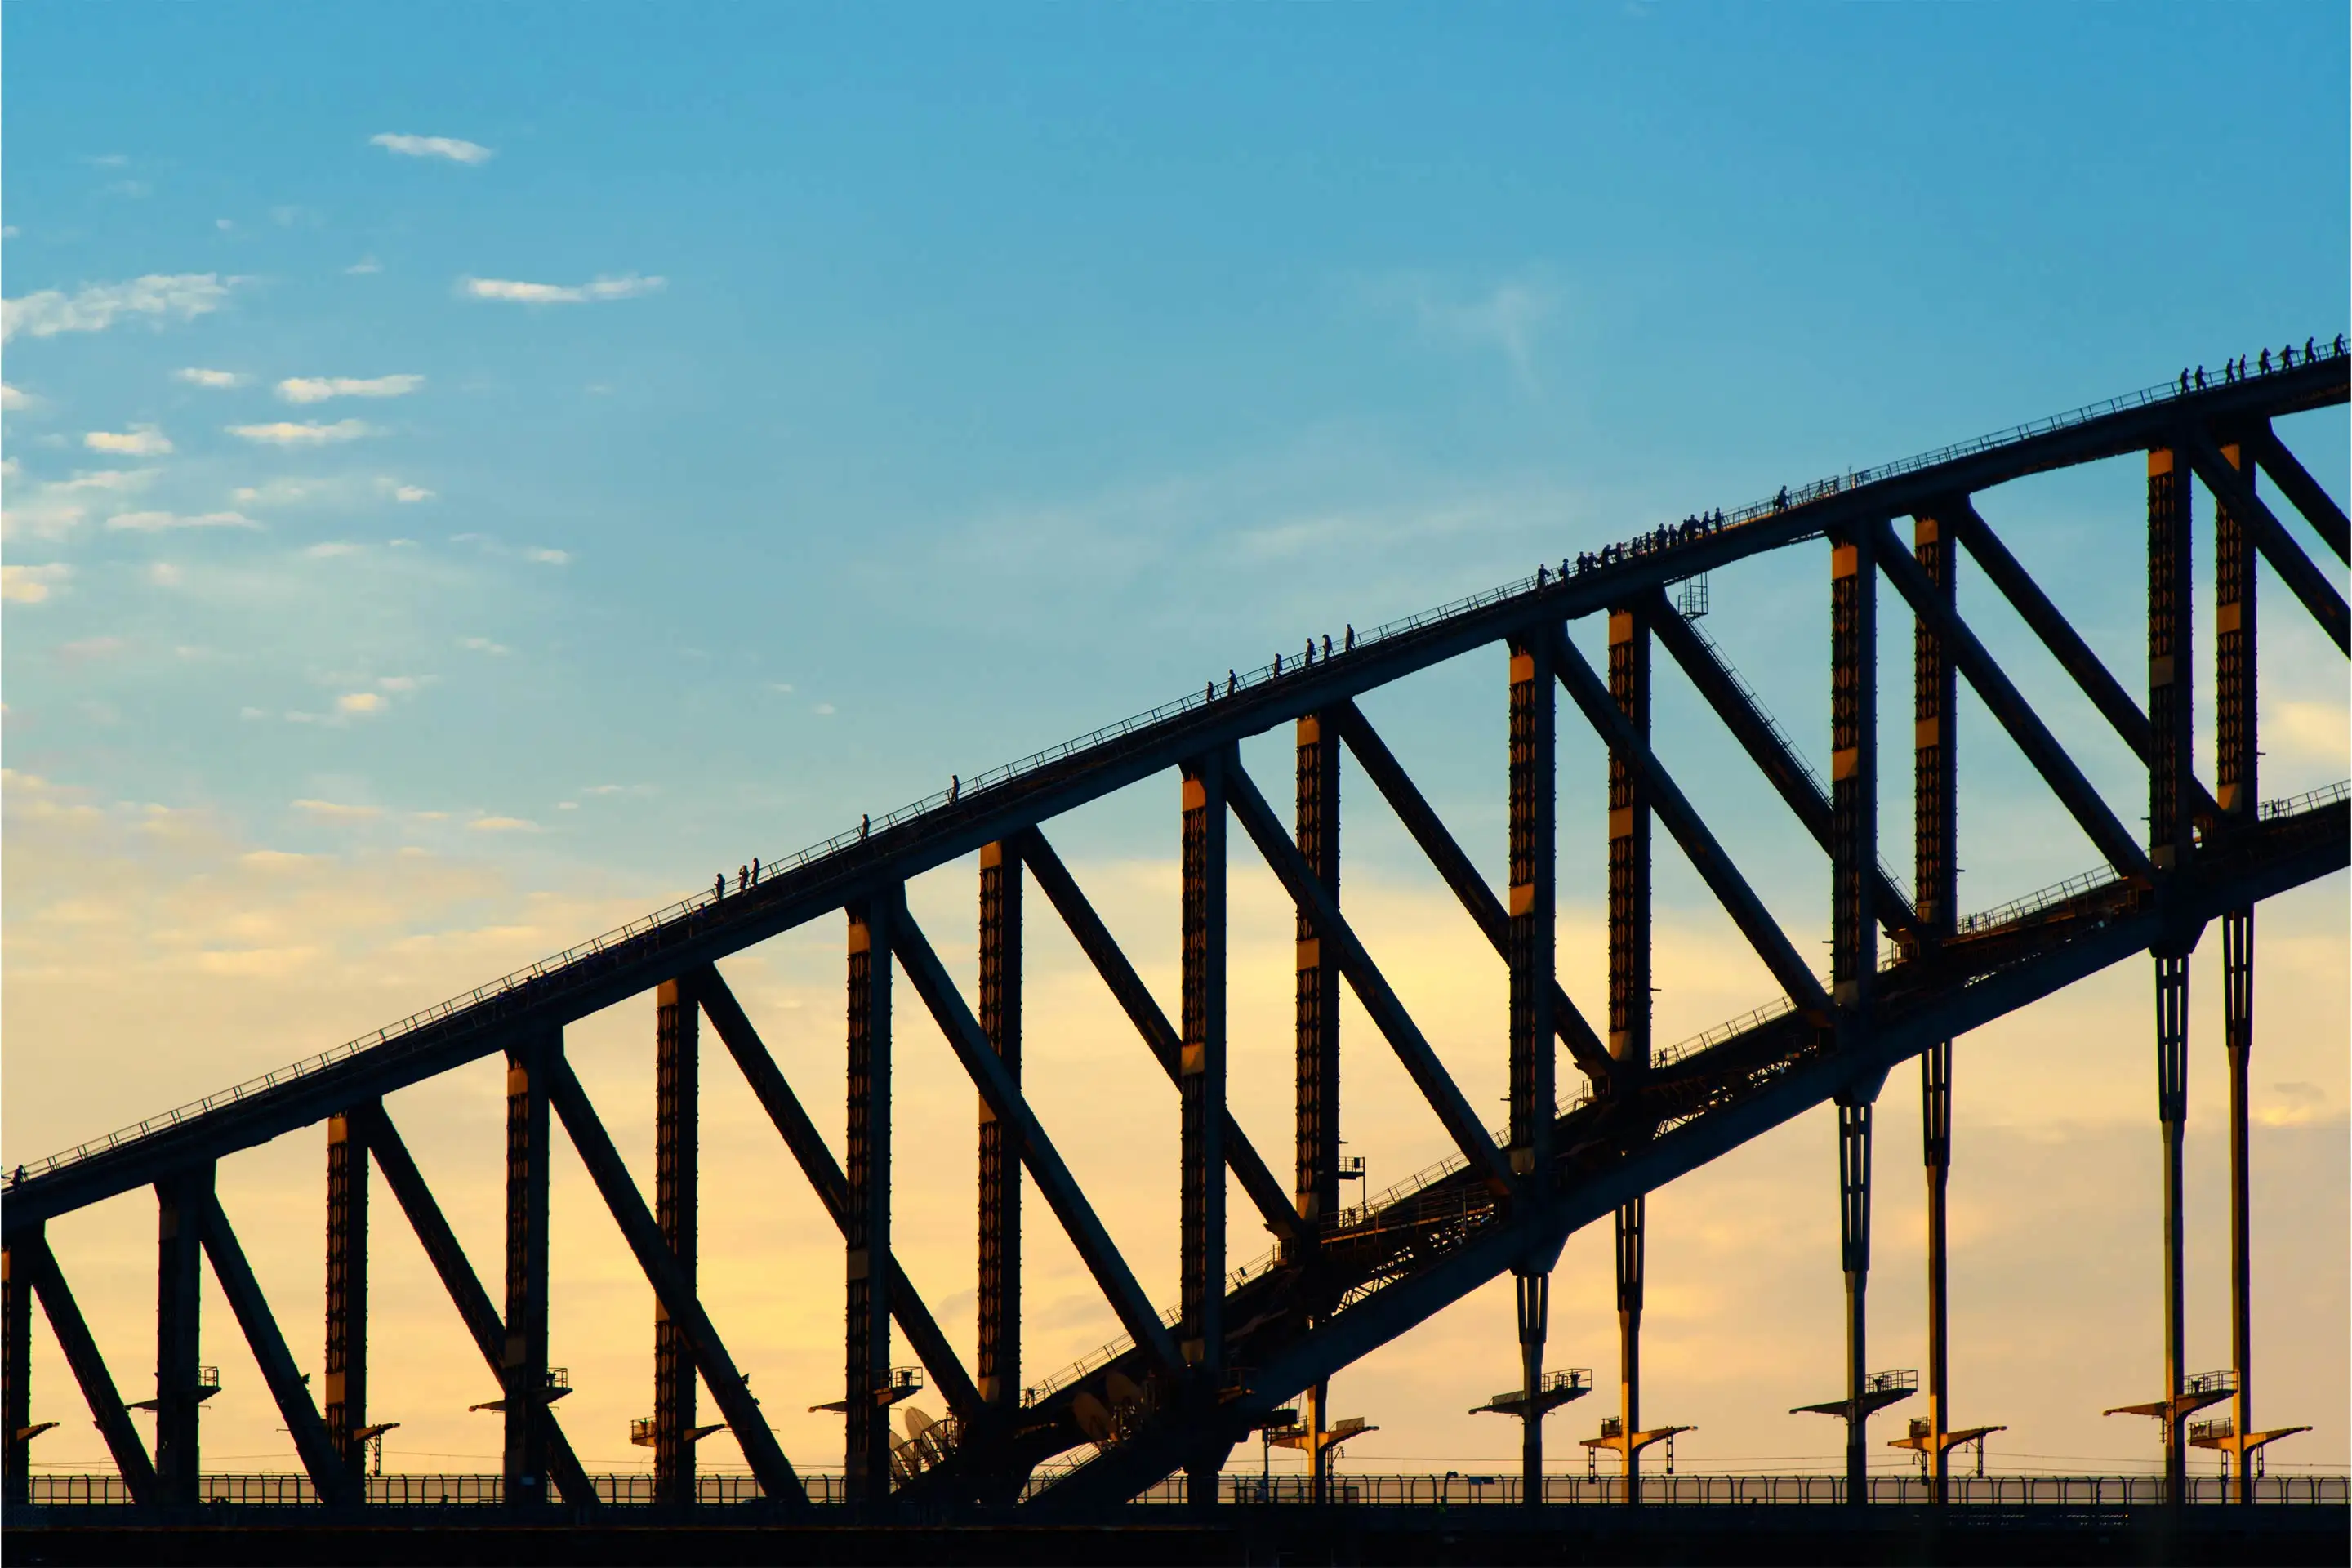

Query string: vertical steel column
502 1031 554 1508
1604 608 1649 1507
654 976 700 1508
1179 755 1227 1508
324 1110 369 1478
155 1164 212 1506
2214 440 2257 1504
978 840 1022 1416
1913 511 1958 1503
1615 1196 1645 1505
1830 528 1878 1505
1509 635 1558 1503
845 896 894 1512
4 1230 31 1506
1837 1098 1874 1504
1294 713 1342 1245
2148 445 2195 1508
1293 715 1340 1504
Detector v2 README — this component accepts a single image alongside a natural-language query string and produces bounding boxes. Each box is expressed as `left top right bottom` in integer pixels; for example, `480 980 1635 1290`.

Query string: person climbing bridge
715 873 726 901
860 813 871 840
1228 669 1239 694
1343 626 1355 652
950 774 960 802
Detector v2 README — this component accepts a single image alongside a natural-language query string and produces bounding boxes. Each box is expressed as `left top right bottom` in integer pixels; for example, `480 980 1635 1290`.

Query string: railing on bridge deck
17 1472 2347 1508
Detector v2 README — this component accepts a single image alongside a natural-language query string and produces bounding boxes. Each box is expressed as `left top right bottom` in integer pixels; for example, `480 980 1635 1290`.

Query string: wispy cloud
56 635 127 663
2 273 237 341
2 564 72 604
468 815 540 833
460 636 511 655
370 133 493 165
1357 271 1561 391
2 383 33 410
105 510 260 532
346 257 383 276
393 484 434 503
525 546 571 564
175 368 247 389
276 374 424 404
84 425 173 457
292 798 381 822
460 274 666 305
336 693 384 715
227 419 375 446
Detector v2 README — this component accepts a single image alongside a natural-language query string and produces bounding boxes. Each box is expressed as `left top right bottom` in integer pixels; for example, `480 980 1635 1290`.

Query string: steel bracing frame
2 350 2345 1523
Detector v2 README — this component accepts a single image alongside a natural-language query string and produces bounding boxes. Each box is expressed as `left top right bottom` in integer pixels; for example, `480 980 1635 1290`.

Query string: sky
3 3 2347 1487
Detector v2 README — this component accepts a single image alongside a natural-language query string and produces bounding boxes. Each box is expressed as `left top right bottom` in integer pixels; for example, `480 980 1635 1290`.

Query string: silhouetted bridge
5 343 2348 1564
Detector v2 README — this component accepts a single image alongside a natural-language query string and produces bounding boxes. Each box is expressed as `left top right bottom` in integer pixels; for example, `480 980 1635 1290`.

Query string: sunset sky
3 4 2345 1484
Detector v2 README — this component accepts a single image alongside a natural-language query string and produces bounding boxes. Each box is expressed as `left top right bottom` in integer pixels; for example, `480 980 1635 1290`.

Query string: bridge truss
4 346 2347 1525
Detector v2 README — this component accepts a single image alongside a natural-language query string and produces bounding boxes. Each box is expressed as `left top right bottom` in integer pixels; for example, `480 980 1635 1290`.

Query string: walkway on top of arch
5 337 2345 1227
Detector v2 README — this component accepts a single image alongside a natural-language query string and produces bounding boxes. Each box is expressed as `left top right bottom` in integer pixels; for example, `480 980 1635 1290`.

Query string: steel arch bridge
4 344 2346 1530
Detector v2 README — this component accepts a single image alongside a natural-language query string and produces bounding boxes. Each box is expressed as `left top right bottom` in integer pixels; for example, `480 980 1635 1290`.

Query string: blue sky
4 4 2346 1479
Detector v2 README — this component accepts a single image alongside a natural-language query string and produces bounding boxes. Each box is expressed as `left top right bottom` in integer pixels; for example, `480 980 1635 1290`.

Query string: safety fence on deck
19 1471 2346 1508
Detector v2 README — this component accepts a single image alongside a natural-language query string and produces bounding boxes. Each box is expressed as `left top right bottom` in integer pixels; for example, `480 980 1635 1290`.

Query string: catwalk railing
18 1472 2346 1508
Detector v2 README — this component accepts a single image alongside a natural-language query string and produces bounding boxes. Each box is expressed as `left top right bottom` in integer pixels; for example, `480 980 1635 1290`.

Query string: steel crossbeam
1013 828 1300 1241
1646 592 1919 942
546 1055 808 1507
2182 429 2350 654
1330 702 1613 1082
1869 519 2156 882
20 1232 158 1504
692 964 980 1417
2251 421 2350 563
359 1105 599 1504
1224 763 1517 1193
194 1189 357 1507
890 906 1183 1373
1546 626 1831 1018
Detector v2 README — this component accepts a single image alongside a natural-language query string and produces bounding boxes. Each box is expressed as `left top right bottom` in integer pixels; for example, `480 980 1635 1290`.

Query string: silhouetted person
1343 626 1355 651
1323 634 1334 658
1274 651 1284 675
1207 680 1216 702
2258 349 2270 373
715 873 726 900
860 813 871 840
2336 335 2345 356
738 865 749 893
2180 369 2190 393
2307 336 2318 360
1228 668 1239 693
950 773 960 802
1536 564 1548 586
2195 366 2206 389
2283 344 2296 368
752 858 761 883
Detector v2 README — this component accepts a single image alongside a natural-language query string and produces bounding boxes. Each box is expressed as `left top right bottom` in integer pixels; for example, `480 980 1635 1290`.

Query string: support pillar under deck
654 976 699 1508
1294 715 1341 1505
502 1032 555 1509
1180 754 1227 1510
1913 509 1959 1504
324 1109 369 1479
4 1228 32 1506
1829 527 1878 1506
155 1165 212 1507
1615 1197 1645 1505
2149 444 2195 1508
2215 439 2260 1505
1509 634 1557 1504
978 841 1022 1419
846 896 895 1515
1838 1098 1874 1506
1604 605 1650 1508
